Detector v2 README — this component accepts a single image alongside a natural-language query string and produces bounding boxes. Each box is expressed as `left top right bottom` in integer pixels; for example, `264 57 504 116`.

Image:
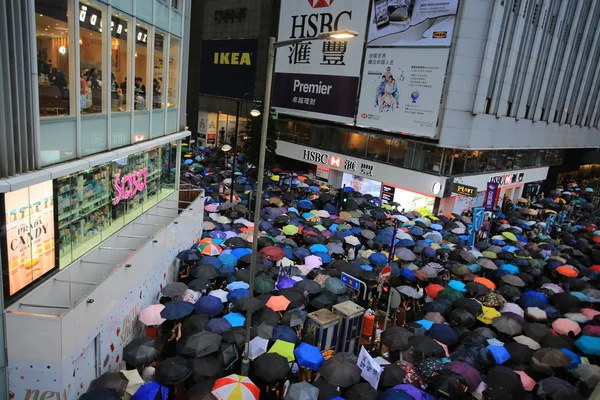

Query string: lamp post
240 29 359 376
230 93 261 203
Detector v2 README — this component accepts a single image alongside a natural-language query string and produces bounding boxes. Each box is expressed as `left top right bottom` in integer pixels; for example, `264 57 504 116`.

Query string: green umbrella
283 225 299 236
502 232 517 242
439 288 465 302
255 275 276 294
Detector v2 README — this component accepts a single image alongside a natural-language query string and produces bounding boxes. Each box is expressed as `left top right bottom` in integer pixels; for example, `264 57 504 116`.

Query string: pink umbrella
501 303 524 318
514 370 537 391
541 283 564 294
552 318 581 336
581 308 600 320
139 304 166 326
305 255 323 269
204 204 219 212
434 340 449 357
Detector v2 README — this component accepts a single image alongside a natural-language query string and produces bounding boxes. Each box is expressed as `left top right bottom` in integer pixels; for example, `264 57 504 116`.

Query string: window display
55 144 175 268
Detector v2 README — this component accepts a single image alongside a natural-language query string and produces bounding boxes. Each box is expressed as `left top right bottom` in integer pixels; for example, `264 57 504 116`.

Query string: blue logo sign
468 207 485 247
341 272 361 291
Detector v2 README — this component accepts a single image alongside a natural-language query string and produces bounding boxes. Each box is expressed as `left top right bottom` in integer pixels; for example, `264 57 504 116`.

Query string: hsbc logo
361 114 368 118
328 156 343 168
489 173 525 186
308 0 334 8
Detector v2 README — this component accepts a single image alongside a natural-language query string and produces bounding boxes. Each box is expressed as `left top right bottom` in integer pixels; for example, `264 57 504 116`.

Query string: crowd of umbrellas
80 145 600 400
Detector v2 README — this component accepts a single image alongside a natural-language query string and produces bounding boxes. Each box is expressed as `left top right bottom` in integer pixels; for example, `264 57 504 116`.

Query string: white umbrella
208 289 228 303
121 369 145 398
249 336 269 360
344 236 360 246
514 335 541 350
278 257 295 267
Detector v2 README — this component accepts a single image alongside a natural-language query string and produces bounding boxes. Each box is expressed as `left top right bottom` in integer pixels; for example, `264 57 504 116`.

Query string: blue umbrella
202 257 223 269
416 319 433 331
378 389 414 400
448 280 467 293
429 323 458 346
184 159 193 165
575 336 600 355
176 250 201 262
224 312 246 327
218 253 238 267
560 348 581 369
205 318 232 334
401 268 416 281
518 295 548 309
232 248 252 259
272 326 298 343
298 200 314 209
310 244 328 254
397 239 415 247
313 252 332 264
160 301 194 320
522 290 548 303
502 246 518 253
467 264 482 273
209 231 226 239
228 288 249 302
302 212 314 220
325 278 347 295
369 252 387 265
294 343 325 370
294 247 311 259
227 281 250 291
487 345 511 364
500 264 519 275
194 295 223 316
132 382 169 400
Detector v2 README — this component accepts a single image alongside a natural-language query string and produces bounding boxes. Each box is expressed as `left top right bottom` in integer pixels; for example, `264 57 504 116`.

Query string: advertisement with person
342 173 382 197
199 39 258 99
368 0 459 47
3 181 56 296
356 47 449 138
382 183 435 215
273 0 370 124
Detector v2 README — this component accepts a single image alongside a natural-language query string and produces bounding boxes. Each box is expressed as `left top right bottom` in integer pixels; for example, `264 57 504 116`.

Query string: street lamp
241 30 359 376
221 144 231 170
230 93 262 203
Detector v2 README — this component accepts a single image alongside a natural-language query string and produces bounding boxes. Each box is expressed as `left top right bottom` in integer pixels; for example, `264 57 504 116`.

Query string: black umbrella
541 334 574 351
235 269 250 283
222 327 247 347
523 323 552 343
409 336 446 360
217 343 238 368
88 372 128 396
191 263 220 280
537 377 577 400
182 315 210 336
550 292 582 312
533 348 572 367
449 308 477 328
155 356 192 385
80 388 121 400
318 357 362 388
189 356 224 382
162 282 189 297
344 382 378 400
381 327 413 352
504 342 532 364
484 366 525 400
188 279 210 292
378 363 407 390
281 309 307 327
224 237 250 248
185 381 218 400
252 307 280 326
465 282 490 297
279 288 306 308
294 279 322 294
313 377 343 400
177 331 222 358
454 298 483 315
233 296 264 314
253 353 290 382
123 337 160 365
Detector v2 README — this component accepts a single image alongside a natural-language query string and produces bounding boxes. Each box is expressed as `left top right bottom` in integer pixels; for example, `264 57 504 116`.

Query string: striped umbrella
212 375 260 400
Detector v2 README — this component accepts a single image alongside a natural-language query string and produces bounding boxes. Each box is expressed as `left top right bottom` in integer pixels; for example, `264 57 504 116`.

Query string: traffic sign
341 272 361 291
378 265 392 284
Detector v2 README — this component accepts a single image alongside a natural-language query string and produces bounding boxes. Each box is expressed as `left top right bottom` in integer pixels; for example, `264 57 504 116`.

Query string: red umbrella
265 296 291 312
259 246 285 261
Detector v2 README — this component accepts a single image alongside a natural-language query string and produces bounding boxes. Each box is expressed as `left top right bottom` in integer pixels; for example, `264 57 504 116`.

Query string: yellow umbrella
282 225 299 236
268 340 295 362
554 198 567 205
544 209 557 214
477 306 501 324
271 175 280 182
502 232 517 242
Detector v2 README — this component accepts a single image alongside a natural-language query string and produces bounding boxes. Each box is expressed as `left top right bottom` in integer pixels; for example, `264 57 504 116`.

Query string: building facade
269 0 599 216
0 0 194 397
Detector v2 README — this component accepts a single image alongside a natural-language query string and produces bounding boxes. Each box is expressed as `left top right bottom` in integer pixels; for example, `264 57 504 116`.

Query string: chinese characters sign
357 346 382 390
273 0 369 124
356 47 449 138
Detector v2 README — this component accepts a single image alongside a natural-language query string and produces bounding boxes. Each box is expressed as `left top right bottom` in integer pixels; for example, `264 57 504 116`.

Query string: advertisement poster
4 181 56 295
383 183 435 215
199 39 258 99
468 207 485 247
484 182 499 211
207 112 218 146
356 47 449 138
315 165 330 185
368 0 459 46
273 0 370 124
342 173 382 197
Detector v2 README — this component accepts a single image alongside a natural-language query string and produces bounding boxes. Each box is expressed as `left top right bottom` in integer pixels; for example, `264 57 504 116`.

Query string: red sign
308 0 334 8
328 155 342 168
379 265 392 283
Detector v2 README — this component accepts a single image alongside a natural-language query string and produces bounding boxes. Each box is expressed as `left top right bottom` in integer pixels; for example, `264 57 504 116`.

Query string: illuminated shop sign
489 172 525 186
302 149 374 177
450 182 477 198
113 168 148 205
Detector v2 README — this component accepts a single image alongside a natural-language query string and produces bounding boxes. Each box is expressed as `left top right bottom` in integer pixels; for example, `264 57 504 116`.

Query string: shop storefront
198 111 248 148
276 140 447 210
440 167 550 214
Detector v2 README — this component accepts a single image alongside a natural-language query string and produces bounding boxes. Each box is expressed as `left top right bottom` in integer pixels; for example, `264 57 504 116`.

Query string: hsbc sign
303 149 374 177
489 173 525 186
308 0 335 8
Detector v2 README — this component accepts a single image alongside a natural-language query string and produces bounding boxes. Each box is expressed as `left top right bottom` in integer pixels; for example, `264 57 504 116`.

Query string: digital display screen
4 181 56 295
342 173 382 197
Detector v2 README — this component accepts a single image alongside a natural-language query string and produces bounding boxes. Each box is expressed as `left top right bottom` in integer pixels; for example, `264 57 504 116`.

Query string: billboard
356 47 449 138
199 39 258 99
382 183 435 215
368 0 459 46
342 173 382 197
273 0 370 124
3 181 56 296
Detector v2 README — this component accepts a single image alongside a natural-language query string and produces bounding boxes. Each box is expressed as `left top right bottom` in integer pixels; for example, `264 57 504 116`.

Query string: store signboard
367 0 459 47
356 47 449 138
273 0 370 124
199 39 258 99
451 182 477 198
490 172 525 187
113 168 149 205
3 181 56 296
302 148 375 177
342 173 382 197
381 184 396 204
207 113 218 146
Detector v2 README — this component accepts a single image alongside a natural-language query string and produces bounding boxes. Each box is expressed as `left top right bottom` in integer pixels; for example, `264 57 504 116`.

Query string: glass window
171 0 179 9
423 145 443 174
310 126 326 148
277 121 294 142
465 150 481 173
168 36 180 108
35 0 70 117
345 132 367 158
80 1 105 114
389 139 408 167
111 13 129 112
295 123 311 144
153 31 165 109
134 24 150 110
328 130 347 154
366 134 390 162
